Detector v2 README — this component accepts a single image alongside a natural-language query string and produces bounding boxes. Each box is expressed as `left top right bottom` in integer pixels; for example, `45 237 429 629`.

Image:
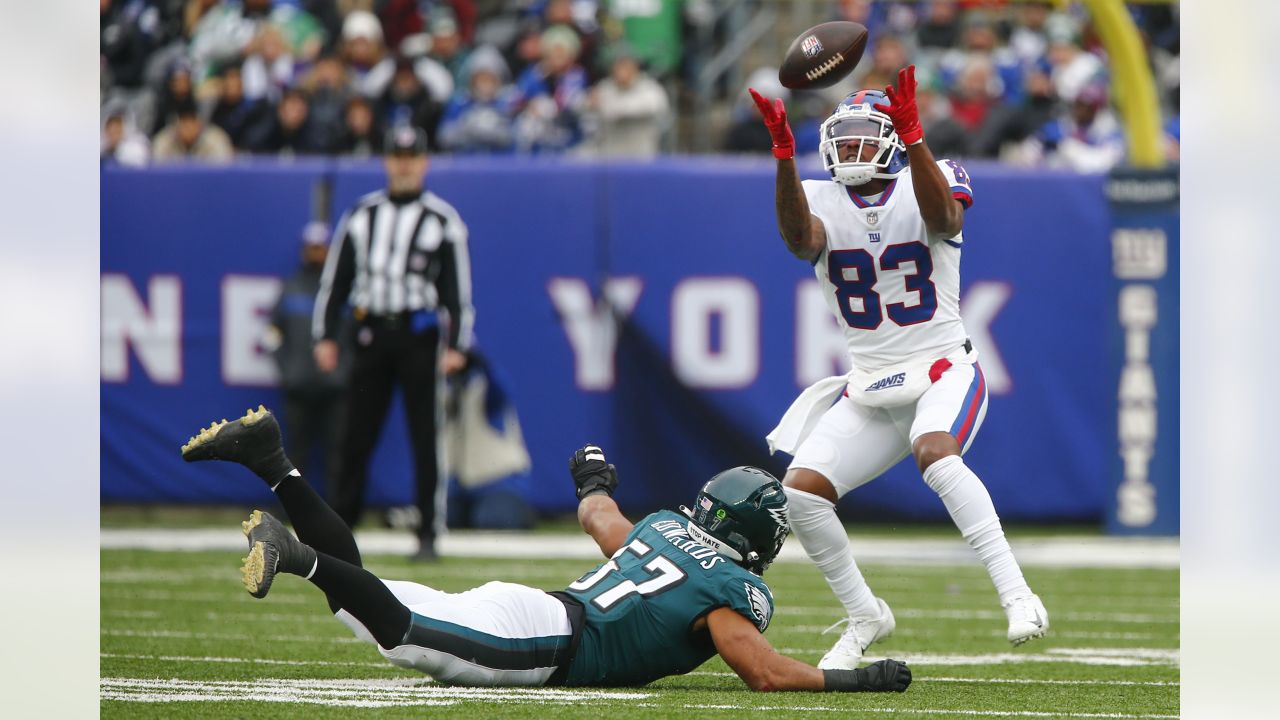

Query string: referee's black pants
332 315 444 545
280 386 344 495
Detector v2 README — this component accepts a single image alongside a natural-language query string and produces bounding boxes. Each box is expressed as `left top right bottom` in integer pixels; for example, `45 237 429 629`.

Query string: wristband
822 668 864 692
897 126 924 146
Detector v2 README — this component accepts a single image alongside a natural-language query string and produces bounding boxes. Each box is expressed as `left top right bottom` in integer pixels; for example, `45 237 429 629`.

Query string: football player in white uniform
748 66 1049 670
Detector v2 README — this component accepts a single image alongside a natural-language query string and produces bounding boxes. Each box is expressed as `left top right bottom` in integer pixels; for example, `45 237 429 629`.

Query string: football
778 21 869 90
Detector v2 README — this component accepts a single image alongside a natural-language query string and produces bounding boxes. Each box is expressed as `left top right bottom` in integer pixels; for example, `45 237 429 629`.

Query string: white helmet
818 89 908 186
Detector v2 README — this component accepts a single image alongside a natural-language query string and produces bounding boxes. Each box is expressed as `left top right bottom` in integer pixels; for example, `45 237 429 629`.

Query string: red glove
874 65 924 146
748 88 796 160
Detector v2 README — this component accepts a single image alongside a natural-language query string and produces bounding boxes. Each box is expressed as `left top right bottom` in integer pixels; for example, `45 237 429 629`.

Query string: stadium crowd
101 0 1179 171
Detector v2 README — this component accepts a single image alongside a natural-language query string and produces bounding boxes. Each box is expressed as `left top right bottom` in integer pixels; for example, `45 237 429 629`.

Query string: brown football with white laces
778 21 869 90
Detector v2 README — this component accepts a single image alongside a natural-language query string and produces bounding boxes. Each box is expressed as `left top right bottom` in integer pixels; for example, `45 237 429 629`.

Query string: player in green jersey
180 406 911 692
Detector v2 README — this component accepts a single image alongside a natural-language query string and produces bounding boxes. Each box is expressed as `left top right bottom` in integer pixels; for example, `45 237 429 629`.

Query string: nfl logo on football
801 34 823 58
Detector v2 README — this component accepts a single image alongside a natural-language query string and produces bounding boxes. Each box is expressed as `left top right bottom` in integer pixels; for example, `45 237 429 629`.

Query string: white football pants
336 579 574 686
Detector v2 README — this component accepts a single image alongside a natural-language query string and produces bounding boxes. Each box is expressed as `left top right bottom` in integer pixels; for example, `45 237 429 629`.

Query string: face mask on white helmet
819 104 907 186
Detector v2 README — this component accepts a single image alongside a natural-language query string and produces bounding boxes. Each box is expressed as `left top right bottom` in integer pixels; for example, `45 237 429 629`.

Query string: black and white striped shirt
313 189 474 350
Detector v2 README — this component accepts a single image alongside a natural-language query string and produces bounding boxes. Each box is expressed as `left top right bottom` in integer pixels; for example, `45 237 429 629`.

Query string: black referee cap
385 125 428 156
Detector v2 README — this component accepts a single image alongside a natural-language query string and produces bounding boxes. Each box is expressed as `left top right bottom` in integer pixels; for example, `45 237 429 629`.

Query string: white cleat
1004 593 1049 646
817 597 896 670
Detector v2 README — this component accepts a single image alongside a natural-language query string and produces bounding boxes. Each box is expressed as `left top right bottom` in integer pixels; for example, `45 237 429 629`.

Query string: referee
312 125 474 562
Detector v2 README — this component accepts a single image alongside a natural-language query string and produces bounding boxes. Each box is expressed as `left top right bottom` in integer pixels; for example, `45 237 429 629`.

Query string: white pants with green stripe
335 579 574 686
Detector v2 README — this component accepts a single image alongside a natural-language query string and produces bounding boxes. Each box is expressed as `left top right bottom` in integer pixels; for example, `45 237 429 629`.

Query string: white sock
784 486 881 619
923 455 1031 604
270 468 302 492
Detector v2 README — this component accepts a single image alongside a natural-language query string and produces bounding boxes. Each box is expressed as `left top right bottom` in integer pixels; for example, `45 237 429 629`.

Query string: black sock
308 551 411 650
273 473 362 568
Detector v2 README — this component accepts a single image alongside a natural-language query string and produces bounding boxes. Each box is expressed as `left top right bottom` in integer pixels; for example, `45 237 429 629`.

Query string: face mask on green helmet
680 466 791 575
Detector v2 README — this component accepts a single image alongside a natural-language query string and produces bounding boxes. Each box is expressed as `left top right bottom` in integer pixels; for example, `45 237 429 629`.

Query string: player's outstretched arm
707 608 911 693
578 495 631 559
570 445 633 558
748 88 827 262
772 155 828 262
875 66 964 240
902 139 964 240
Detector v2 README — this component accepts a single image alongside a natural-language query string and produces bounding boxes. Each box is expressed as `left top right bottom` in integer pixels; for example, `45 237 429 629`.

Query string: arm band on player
823 668 866 692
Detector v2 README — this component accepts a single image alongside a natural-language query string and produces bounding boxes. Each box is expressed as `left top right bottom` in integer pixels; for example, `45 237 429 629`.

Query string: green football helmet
681 466 791 575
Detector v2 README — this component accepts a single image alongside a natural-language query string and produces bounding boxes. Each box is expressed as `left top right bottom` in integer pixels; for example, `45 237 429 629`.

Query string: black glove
569 444 618 500
823 660 912 692
860 659 912 692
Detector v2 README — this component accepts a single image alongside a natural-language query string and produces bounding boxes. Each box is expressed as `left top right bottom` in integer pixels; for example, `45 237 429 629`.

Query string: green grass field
101 535 1179 719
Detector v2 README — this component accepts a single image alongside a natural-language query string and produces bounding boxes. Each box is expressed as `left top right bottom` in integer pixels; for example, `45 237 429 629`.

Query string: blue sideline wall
101 157 1132 522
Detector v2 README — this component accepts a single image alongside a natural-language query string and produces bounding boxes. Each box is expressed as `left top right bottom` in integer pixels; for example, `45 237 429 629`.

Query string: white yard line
865 648 1178 668
104 627 1175 652
100 588 311 604
686 671 1177 687
101 652 394 670
101 676 651 700
103 609 161 619
100 568 241 583
769 648 1178 667
101 567 1183 612
775 606 1178 624
105 595 1177 626
102 628 363 644
906 676 1179 687
783 627 1160 641
892 608 1179 624
104 647 1177 671
666 706 1176 719
100 677 1177 717
100 528 1179 569
100 677 651 707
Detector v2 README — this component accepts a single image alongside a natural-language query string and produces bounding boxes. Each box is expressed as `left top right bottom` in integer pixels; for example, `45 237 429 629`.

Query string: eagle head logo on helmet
679 466 790 576
819 89 908 187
